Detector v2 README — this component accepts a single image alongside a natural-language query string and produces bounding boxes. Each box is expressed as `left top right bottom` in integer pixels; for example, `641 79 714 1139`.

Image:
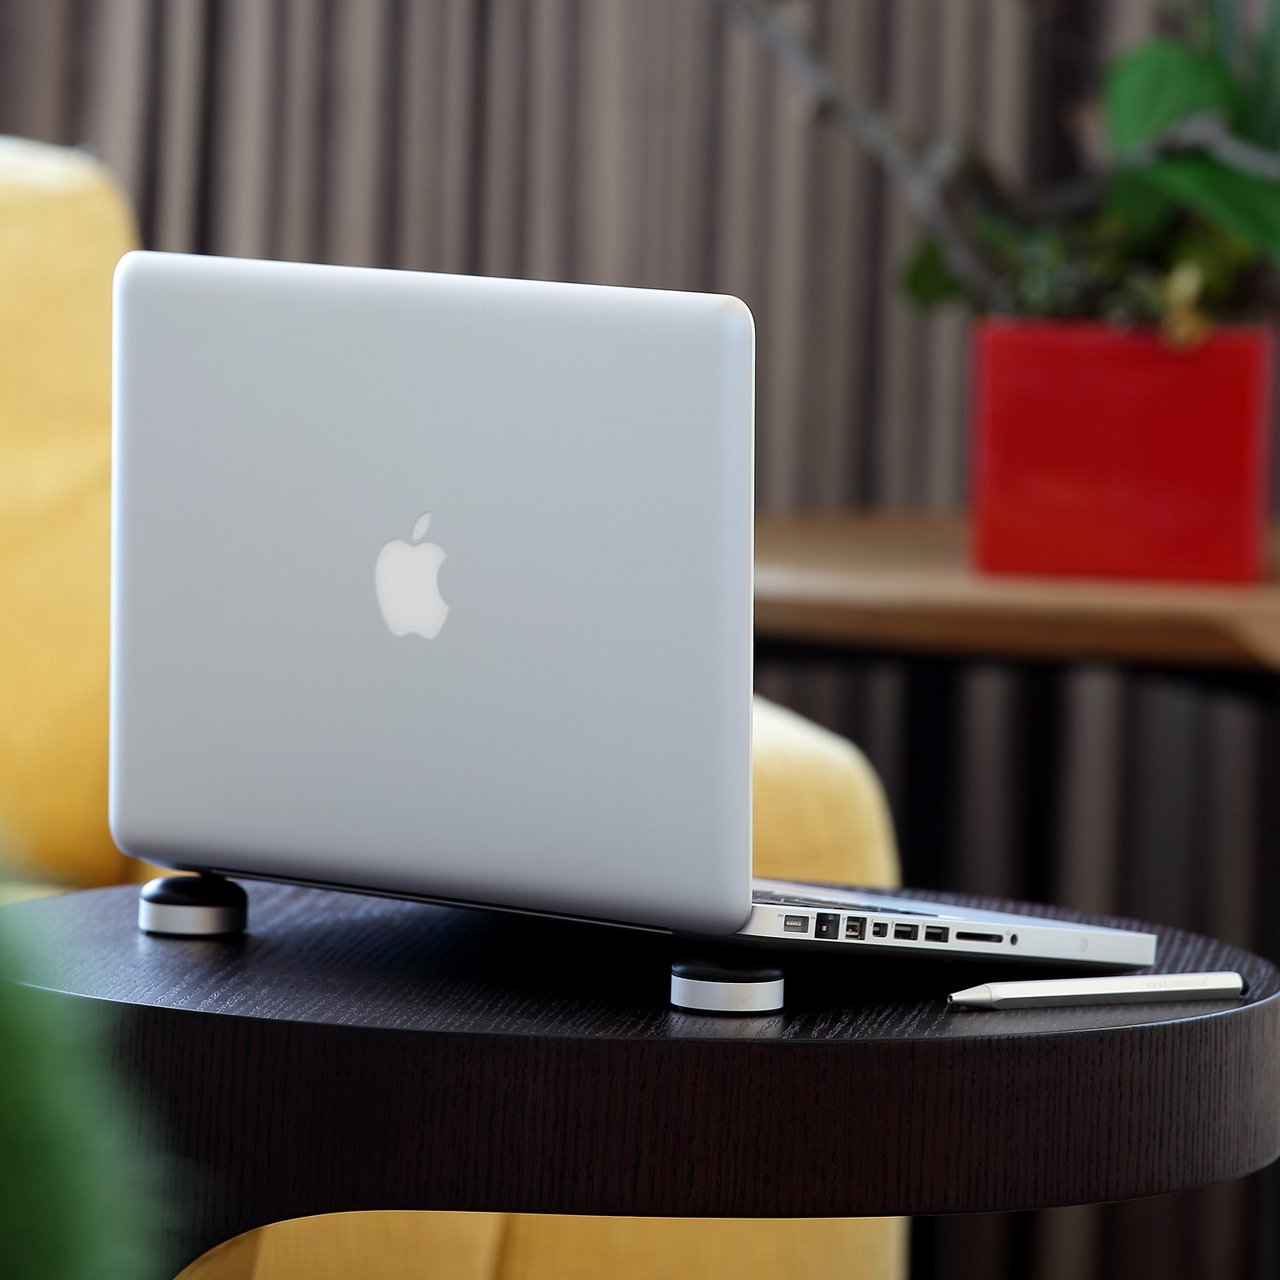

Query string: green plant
0 896 163 1279
725 0 1280 343
902 1 1280 341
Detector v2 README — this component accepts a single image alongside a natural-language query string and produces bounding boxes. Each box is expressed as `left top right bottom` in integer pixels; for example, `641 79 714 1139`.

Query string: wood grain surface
755 514 1280 668
5 883 1278 1275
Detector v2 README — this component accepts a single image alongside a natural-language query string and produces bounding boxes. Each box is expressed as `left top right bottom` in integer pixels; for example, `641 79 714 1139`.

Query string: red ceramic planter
972 319 1274 581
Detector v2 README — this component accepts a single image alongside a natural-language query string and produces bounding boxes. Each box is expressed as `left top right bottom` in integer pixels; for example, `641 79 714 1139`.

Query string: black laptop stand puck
138 874 248 937
670 960 785 1014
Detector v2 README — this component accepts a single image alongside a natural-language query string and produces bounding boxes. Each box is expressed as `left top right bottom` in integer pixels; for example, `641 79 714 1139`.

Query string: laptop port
924 925 949 943
893 923 919 941
783 914 809 934
845 915 866 940
815 912 840 940
955 930 1002 944
872 921 888 937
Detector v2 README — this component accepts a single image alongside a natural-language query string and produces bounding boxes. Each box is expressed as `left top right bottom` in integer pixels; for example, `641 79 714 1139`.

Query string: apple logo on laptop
375 512 449 639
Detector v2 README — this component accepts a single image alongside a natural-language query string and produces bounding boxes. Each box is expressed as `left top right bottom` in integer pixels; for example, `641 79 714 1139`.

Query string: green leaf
1142 153 1280 259
1105 39 1239 153
0 919 165 1280
900 238 965 307
1101 172 1178 247
969 208 1027 254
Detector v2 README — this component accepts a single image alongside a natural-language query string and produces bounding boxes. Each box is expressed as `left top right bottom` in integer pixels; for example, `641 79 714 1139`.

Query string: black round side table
4 882 1278 1275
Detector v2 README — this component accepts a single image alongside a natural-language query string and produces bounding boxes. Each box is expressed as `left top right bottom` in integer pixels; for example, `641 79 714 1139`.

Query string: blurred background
1 1 1277 1278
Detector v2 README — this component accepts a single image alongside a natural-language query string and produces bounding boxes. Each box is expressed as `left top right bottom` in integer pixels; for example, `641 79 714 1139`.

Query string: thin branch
718 0 1001 306
1127 110 1280 181
1022 110 1280 220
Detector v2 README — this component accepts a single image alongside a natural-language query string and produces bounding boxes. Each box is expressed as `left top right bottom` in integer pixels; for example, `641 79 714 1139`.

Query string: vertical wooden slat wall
0 2 1274 1278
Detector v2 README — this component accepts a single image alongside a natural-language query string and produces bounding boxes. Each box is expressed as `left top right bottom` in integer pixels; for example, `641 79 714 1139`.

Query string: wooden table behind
755 515 1280 668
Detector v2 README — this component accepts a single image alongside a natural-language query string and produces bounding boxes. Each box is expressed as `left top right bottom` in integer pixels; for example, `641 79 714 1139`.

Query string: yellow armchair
0 136 139 892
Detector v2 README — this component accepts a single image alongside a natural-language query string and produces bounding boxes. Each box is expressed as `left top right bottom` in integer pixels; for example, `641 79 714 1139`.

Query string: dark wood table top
6 882 1279 1272
755 513 1280 668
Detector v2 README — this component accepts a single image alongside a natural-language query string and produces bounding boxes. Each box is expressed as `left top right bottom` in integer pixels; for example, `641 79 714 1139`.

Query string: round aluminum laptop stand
138 874 248 937
669 960 785 1013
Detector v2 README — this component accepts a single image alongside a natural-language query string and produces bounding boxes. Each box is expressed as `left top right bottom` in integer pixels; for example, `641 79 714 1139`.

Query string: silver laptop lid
110 252 755 935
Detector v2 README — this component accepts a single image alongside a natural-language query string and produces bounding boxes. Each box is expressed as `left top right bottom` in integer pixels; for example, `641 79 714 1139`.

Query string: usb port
924 925 949 943
783 914 809 934
872 921 888 937
815 912 840 940
893 923 919 941
845 915 866 940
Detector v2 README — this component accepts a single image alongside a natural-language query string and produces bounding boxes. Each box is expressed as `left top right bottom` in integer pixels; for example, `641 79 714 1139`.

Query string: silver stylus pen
948 971 1244 1010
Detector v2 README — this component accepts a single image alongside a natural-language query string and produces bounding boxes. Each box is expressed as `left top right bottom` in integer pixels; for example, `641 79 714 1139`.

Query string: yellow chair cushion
177 698 904 1280
179 1212 908 1280
0 880 65 908
0 137 137 886
177 1212 508 1280
751 696 898 888
497 1214 907 1280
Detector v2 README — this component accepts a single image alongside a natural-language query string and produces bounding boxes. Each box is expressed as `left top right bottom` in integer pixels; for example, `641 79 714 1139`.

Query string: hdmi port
955 930 1002 944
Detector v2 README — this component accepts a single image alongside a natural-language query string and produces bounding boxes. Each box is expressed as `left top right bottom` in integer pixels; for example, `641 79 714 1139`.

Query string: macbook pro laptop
110 252 1155 969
